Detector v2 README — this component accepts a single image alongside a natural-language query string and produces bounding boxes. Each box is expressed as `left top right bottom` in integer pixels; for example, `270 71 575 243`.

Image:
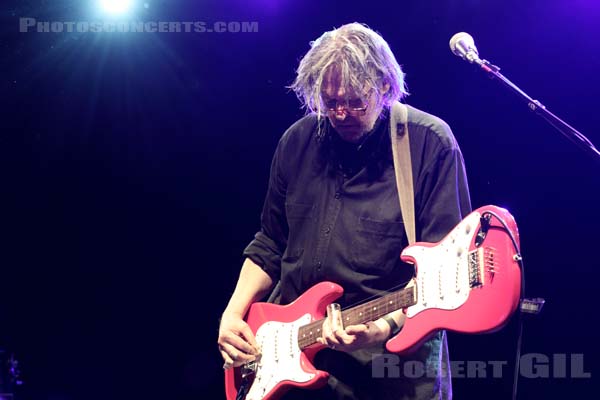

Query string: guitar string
297 288 416 348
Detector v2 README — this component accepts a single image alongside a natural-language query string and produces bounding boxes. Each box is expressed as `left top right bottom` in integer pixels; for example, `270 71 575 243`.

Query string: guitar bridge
241 354 260 378
468 249 483 288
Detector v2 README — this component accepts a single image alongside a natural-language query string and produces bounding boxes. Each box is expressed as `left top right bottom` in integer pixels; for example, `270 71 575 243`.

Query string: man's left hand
317 318 390 352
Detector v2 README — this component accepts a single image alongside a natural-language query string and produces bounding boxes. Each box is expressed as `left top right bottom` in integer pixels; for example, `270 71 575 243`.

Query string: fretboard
296 286 416 349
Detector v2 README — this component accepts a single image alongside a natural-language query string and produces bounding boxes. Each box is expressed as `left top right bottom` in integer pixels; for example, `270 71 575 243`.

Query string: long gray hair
289 23 409 117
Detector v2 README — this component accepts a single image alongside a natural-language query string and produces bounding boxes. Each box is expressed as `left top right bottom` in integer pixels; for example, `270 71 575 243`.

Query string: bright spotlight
99 0 134 15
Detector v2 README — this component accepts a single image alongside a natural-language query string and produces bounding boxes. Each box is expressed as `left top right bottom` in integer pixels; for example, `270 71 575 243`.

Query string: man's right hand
218 312 261 369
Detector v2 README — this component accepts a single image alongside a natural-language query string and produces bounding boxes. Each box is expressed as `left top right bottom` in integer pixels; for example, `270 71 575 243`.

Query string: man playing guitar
218 22 472 400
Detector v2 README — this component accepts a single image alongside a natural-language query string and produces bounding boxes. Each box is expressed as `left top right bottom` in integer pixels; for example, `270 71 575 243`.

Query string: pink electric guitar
225 205 522 400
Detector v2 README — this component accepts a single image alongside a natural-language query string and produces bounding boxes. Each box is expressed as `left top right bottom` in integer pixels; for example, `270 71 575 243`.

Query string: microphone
449 32 481 64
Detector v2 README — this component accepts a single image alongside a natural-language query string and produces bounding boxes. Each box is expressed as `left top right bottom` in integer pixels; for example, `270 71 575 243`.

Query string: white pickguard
246 314 315 400
403 211 481 318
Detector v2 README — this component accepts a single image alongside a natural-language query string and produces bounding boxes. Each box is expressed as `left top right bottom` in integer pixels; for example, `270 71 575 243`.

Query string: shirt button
334 192 341 199
316 262 322 270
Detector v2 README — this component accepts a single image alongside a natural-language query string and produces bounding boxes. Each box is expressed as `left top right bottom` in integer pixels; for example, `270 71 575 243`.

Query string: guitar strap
390 101 416 245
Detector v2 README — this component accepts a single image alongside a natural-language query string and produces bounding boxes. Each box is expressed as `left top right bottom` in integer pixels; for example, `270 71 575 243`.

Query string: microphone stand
471 58 600 162
458 50 598 400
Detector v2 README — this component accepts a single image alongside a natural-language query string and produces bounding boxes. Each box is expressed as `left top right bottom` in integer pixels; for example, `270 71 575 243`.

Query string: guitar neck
297 286 416 349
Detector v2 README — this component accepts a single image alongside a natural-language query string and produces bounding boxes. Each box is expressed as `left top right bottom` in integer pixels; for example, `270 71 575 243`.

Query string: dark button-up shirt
243 105 471 400
244 105 471 308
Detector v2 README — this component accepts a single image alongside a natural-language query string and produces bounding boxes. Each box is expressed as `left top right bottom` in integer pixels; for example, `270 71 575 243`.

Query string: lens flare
99 0 134 15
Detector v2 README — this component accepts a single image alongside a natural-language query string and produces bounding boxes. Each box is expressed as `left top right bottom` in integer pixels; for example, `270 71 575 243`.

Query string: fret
296 286 416 349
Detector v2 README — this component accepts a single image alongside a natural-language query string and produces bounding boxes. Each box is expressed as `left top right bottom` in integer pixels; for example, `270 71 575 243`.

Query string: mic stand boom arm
472 58 600 161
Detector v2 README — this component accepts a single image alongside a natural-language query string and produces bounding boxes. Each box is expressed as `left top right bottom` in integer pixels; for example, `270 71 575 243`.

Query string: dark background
1 0 599 399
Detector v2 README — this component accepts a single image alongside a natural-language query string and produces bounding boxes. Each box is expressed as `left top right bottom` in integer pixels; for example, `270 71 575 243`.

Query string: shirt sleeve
415 143 472 243
242 136 289 282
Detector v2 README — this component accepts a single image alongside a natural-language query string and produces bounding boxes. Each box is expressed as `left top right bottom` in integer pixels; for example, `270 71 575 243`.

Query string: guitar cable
479 210 531 400
235 367 253 400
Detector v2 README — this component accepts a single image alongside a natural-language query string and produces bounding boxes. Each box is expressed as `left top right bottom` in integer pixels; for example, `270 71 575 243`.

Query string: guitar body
224 282 343 400
225 205 522 400
387 205 521 353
